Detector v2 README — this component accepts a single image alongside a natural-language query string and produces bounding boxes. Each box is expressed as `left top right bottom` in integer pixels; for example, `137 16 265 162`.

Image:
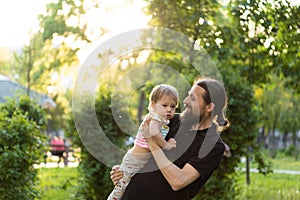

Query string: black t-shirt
122 114 225 200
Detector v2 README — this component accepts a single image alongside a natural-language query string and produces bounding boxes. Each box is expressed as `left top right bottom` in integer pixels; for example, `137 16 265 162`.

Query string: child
107 84 179 200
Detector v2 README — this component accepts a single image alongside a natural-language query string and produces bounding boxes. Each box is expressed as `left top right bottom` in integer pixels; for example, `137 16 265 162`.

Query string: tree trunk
246 146 251 185
258 126 266 148
269 109 279 158
292 130 299 161
26 68 31 96
137 91 145 122
269 128 277 158
282 131 288 150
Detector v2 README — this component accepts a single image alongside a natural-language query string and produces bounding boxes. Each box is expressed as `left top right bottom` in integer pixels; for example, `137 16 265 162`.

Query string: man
110 77 230 199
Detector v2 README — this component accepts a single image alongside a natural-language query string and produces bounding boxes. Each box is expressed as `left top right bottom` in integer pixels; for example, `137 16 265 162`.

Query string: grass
240 151 300 171
37 167 78 200
269 152 300 171
37 152 300 200
237 151 300 200
236 172 300 200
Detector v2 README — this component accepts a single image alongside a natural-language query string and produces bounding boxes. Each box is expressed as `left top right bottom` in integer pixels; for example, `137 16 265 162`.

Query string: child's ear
150 101 155 108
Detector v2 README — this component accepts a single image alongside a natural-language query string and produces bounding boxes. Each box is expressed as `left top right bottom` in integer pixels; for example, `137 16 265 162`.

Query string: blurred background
0 0 299 199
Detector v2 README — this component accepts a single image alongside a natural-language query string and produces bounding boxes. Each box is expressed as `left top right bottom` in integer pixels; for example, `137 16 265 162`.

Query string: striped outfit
134 110 169 149
107 111 169 200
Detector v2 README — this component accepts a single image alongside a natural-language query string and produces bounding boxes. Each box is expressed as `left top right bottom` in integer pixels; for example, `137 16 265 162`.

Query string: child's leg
107 172 131 200
107 152 149 200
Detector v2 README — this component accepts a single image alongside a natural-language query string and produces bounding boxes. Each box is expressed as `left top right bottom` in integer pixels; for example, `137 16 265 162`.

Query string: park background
0 0 299 199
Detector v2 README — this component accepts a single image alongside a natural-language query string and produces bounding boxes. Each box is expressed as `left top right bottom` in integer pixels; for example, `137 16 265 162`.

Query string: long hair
195 78 230 132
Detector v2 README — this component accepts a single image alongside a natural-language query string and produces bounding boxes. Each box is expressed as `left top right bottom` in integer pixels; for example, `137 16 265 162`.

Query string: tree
9 0 92 135
13 34 43 95
268 0 300 92
142 0 277 198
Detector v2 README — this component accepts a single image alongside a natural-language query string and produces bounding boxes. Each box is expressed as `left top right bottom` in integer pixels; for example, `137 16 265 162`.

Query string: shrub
69 84 127 200
0 96 47 200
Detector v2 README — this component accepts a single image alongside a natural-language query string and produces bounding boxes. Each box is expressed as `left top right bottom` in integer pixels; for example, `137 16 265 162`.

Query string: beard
180 106 201 127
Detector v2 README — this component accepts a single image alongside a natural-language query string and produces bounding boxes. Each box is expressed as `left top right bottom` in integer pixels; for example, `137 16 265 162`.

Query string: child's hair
148 84 179 108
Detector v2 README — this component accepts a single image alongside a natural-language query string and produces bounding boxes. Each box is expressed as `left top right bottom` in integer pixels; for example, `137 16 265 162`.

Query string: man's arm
148 140 200 191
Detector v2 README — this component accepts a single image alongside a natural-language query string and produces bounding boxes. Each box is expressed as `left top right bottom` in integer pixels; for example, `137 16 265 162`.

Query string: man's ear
206 103 215 113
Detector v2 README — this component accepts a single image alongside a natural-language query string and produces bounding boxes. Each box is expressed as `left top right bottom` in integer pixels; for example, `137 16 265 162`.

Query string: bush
1 95 47 127
69 84 127 200
0 96 47 200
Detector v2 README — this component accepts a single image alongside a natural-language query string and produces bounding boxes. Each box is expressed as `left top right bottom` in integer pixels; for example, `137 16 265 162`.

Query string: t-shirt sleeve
187 142 225 180
149 119 162 136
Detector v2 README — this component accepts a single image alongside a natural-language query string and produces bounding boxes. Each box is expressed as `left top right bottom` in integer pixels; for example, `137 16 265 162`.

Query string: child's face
151 95 177 120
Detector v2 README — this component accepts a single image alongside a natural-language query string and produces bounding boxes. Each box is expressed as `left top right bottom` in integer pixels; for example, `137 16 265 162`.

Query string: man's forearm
150 144 188 191
150 141 201 191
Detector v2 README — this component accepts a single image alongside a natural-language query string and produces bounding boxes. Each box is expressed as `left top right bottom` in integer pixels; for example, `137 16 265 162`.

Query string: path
34 161 79 168
241 168 300 175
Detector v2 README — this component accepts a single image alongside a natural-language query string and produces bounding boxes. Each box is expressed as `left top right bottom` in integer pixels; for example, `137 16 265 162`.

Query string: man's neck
191 118 212 131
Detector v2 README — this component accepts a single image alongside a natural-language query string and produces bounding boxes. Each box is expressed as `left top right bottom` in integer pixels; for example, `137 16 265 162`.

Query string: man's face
181 85 208 123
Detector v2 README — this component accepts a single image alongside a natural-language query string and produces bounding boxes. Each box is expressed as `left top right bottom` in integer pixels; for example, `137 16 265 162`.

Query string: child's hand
163 138 176 150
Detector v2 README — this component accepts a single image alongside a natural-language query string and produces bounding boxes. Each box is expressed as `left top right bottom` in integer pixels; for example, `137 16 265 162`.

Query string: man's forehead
189 85 205 96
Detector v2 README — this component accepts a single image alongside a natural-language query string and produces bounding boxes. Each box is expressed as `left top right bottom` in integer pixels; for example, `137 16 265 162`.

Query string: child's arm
149 119 176 150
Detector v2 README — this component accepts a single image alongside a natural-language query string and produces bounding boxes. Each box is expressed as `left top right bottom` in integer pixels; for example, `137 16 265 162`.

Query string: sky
0 0 51 48
0 0 298 49
0 0 150 90
0 0 149 49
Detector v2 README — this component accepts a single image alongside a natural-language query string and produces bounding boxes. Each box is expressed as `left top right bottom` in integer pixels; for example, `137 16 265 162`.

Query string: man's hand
110 165 123 186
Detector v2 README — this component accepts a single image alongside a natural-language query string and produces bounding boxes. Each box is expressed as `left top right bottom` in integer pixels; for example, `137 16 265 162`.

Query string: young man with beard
110 77 230 200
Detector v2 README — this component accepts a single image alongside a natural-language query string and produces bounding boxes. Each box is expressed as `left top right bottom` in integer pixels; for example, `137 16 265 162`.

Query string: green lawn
240 151 300 171
37 153 300 200
269 152 300 171
37 167 78 200
236 172 300 200
236 152 300 200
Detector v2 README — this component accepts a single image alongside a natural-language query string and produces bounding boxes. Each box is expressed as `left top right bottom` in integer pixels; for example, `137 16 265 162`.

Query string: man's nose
183 97 189 104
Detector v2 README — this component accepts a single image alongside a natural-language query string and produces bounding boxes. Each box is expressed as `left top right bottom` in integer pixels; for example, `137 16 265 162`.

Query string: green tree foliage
142 0 278 199
0 47 14 77
226 0 274 84
9 0 93 135
13 34 43 94
267 1 300 91
68 83 127 200
1 95 47 127
0 96 47 200
146 0 220 50
223 0 300 168
228 0 300 89
255 74 300 159
39 0 89 42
